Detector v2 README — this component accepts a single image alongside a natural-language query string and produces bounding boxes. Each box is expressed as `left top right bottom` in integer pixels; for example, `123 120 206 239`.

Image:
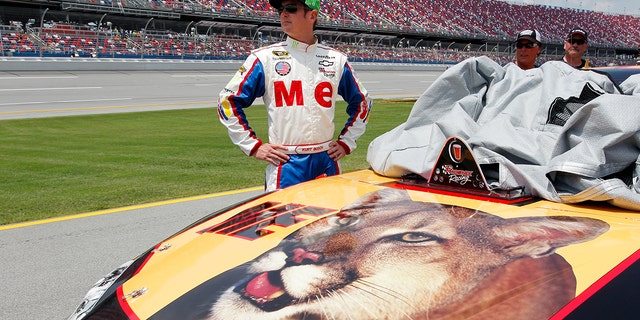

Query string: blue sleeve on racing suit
218 57 267 156
229 60 266 111
337 62 371 153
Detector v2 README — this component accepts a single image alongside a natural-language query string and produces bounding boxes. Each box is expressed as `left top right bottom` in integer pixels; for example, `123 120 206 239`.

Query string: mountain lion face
208 188 609 320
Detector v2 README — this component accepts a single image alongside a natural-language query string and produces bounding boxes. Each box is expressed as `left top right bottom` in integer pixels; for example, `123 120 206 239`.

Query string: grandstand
1 0 638 65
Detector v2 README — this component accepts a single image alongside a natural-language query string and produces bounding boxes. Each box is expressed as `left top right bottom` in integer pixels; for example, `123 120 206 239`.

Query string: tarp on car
620 73 640 95
367 56 640 210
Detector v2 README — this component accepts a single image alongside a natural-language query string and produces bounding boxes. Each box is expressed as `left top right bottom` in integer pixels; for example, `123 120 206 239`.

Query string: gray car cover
368 56 640 210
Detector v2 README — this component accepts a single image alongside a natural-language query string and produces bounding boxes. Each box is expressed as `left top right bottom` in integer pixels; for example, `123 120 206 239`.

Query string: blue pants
265 152 340 191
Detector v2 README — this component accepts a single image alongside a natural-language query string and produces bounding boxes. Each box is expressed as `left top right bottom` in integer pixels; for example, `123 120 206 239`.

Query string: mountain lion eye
328 215 361 227
399 232 439 243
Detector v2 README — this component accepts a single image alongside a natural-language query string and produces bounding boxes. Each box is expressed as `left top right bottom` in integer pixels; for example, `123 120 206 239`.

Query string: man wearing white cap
218 0 372 191
562 28 590 68
514 29 542 70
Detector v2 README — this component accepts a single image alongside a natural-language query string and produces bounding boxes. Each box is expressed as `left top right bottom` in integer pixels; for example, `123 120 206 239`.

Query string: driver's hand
328 141 346 160
253 143 290 165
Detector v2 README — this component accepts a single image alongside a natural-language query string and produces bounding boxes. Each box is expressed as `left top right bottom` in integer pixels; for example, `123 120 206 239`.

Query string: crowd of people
97 0 640 48
1 21 634 66
1 0 639 65
1 22 255 59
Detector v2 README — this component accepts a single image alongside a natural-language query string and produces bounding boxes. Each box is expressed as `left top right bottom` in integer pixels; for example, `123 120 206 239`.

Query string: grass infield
0 100 413 225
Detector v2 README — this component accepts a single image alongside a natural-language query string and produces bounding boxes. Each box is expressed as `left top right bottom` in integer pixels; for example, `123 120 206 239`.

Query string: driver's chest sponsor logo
273 80 334 108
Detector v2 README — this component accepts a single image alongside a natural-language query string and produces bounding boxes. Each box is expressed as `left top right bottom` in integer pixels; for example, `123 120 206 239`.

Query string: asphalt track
0 69 443 320
0 69 439 120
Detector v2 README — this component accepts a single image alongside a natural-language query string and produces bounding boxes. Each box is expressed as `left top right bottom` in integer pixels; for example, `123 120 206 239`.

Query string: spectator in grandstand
217 0 372 192
514 29 542 70
562 28 590 69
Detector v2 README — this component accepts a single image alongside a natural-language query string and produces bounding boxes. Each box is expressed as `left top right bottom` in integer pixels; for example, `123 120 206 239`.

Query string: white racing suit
218 37 372 191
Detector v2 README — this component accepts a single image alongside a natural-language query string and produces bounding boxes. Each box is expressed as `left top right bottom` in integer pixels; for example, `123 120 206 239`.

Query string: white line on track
0 86 101 92
0 97 132 106
0 76 79 80
170 74 231 77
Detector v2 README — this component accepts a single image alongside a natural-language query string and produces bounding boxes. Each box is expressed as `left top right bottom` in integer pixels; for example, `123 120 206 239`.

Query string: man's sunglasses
567 38 586 45
277 3 306 14
516 42 538 49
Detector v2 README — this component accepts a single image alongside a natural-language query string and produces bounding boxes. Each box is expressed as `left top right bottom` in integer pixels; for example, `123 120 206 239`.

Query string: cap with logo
269 0 320 11
516 29 542 44
567 28 588 41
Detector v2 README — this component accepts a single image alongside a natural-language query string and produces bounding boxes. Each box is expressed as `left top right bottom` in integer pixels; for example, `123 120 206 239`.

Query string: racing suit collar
286 36 318 52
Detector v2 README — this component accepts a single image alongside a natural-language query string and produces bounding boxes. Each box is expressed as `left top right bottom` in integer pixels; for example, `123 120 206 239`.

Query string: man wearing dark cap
218 0 372 191
562 28 590 68
514 29 542 70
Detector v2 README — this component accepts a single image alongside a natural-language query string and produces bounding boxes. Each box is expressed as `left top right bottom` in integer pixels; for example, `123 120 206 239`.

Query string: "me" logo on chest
274 80 333 108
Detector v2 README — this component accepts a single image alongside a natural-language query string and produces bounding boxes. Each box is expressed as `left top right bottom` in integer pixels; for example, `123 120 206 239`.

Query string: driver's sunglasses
277 3 306 14
516 42 538 49
567 38 586 45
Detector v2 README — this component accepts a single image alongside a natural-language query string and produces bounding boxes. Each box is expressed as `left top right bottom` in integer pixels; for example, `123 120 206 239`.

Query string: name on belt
296 145 325 153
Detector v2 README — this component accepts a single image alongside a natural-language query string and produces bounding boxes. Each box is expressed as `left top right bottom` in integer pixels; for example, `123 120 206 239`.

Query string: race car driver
218 0 372 191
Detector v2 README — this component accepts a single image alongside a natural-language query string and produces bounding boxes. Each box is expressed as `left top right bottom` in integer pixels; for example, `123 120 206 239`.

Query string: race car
69 60 640 320
592 64 640 86
68 133 640 320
